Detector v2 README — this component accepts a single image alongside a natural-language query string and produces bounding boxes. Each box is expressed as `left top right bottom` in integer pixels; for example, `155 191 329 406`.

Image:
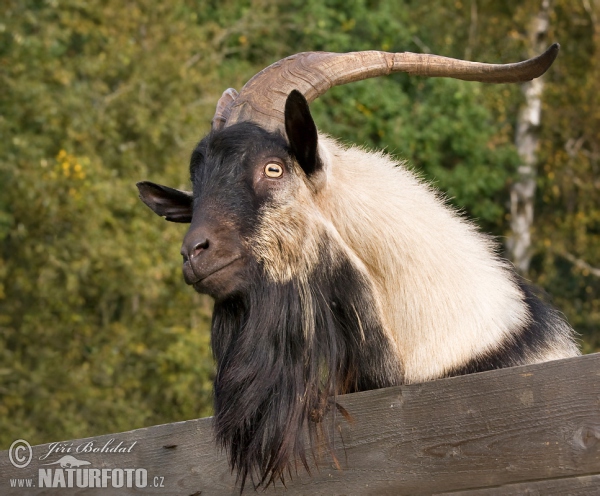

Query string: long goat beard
210 244 402 490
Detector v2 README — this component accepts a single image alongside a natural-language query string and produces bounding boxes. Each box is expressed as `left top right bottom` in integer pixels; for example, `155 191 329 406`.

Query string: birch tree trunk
507 0 551 273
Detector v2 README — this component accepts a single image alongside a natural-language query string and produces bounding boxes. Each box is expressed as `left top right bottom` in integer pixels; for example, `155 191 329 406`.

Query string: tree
507 0 552 274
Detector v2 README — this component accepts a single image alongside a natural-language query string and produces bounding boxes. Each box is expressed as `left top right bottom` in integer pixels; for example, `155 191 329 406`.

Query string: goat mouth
189 256 243 288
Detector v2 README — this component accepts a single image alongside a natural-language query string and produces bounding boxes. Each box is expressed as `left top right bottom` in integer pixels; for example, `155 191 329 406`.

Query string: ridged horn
212 88 239 131
221 43 559 133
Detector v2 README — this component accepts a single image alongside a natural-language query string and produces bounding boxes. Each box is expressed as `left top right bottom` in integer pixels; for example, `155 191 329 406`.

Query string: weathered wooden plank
1 353 599 495
438 474 600 495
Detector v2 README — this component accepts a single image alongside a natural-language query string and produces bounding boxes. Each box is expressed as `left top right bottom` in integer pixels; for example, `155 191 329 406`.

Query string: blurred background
1 0 598 448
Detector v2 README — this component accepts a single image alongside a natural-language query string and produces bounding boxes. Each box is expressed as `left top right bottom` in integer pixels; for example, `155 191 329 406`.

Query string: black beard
210 242 402 490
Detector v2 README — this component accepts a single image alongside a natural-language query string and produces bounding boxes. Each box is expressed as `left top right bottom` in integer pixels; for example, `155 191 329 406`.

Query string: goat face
138 91 323 301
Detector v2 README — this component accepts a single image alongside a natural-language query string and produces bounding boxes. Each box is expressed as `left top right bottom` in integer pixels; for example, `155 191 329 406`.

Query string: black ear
284 90 322 176
136 181 193 223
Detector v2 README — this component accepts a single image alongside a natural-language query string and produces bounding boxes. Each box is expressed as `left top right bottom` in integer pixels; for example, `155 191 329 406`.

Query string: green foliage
532 0 600 350
1 0 598 448
0 0 223 447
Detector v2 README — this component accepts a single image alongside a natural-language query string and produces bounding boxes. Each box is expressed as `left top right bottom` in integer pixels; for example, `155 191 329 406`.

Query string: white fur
313 136 578 383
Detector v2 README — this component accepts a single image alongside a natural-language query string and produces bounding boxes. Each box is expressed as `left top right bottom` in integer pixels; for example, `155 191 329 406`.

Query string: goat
137 44 579 489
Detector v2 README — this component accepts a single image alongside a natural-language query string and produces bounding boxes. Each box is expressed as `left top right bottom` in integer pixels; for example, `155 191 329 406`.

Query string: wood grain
439 474 600 495
2 353 599 495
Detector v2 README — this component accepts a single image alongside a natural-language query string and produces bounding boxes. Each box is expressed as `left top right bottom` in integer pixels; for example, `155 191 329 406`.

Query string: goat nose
181 238 210 262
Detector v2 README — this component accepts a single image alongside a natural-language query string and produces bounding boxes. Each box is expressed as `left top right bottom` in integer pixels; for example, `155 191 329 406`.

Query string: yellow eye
264 162 283 178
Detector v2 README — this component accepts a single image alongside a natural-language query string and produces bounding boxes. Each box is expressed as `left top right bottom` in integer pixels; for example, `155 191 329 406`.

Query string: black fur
211 235 402 489
189 123 290 232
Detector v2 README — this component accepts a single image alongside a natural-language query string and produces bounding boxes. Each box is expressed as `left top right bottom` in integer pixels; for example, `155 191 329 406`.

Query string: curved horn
224 43 560 132
212 88 239 131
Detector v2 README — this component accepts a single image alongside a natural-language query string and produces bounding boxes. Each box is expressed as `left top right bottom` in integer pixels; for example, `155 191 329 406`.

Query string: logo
9 440 32 469
38 465 150 489
42 455 91 468
38 438 138 460
7 438 166 490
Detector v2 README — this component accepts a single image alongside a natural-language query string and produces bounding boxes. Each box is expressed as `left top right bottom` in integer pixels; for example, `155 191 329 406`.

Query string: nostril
191 239 209 259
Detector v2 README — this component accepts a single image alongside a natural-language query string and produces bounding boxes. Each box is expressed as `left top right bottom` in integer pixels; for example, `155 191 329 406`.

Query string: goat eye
264 163 283 178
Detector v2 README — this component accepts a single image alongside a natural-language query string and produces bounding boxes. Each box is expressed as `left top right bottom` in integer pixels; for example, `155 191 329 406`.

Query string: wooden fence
2 353 599 495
